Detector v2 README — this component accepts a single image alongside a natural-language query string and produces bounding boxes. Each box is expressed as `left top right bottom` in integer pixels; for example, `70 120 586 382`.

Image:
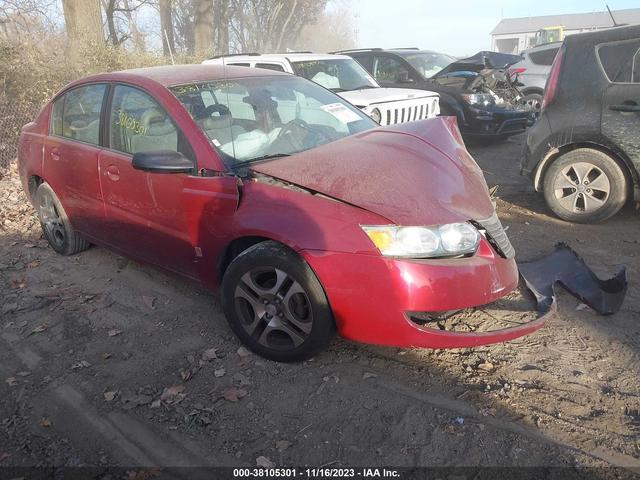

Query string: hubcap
526 96 542 113
234 267 313 351
38 193 65 248
553 162 611 214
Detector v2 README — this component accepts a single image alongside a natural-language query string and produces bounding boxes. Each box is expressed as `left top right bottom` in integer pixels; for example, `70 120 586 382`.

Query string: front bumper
461 105 531 138
302 239 546 349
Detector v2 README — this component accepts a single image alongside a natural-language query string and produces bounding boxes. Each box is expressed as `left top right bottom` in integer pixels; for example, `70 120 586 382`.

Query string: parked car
338 48 532 139
203 53 440 125
508 42 562 113
522 25 640 223
18 65 543 362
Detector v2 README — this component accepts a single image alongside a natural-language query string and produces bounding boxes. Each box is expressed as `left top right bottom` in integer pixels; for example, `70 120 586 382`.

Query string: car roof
565 23 640 47
207 53 352 62
66 64 288 90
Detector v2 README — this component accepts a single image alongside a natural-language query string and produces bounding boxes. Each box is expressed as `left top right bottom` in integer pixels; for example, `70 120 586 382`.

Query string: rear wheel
523 92 543 113
34 182 90 255
221 241 335 362
543 148 628 223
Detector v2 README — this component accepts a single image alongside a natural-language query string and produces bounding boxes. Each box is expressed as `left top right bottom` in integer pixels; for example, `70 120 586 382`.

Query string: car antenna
605 4 619 26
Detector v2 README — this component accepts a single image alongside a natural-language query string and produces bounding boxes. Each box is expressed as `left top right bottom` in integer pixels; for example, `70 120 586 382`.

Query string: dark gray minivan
522 24 640 223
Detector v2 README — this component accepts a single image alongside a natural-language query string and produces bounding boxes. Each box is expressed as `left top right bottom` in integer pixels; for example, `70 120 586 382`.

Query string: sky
351 0 640 56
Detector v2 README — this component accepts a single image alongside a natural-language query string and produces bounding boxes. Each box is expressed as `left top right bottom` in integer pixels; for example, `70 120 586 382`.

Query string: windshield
290 58 378 92
399 51 457 78
170 75 376 166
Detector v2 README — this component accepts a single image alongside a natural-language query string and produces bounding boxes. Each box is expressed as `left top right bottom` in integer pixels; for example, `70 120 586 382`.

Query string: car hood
250 117 494 226
340 87 439 107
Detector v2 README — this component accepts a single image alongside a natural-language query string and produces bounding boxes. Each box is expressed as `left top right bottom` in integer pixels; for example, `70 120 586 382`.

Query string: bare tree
194 0 213 57
62 0 104 56
159 0 175 56
213 0 230 55
102 0 148 49
228 0 327 53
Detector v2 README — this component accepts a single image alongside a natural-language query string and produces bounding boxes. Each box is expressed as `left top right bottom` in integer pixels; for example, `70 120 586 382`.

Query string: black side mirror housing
132 150 193 174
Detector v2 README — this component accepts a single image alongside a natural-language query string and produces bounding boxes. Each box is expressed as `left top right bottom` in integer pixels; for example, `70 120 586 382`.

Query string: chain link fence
0 99 42 169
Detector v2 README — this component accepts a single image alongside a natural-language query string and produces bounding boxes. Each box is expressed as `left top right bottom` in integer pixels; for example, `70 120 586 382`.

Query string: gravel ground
0 134 639 474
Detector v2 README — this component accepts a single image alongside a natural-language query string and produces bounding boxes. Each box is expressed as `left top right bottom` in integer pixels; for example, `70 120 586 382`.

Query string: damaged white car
203 53 440 125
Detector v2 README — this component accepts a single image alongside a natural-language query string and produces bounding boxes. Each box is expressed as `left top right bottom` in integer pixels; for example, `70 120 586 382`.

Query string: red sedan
17 65 544 361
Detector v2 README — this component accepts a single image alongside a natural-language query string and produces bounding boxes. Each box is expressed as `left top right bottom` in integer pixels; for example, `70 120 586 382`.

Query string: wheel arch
533 142 638 194
27 174 45 201
521 87 544 96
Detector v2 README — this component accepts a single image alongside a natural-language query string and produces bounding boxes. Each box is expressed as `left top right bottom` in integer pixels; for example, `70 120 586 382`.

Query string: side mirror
396 71 414 84
132 150 193 174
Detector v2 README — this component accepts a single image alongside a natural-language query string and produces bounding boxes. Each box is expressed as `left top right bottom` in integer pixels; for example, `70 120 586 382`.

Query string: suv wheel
523 92 543 113
34 182 91 255
543 148 628 223
221 241 335 362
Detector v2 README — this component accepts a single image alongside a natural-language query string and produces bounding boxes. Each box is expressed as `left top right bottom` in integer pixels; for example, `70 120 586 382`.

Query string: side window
110 85 179 155
597 39 640 83
256 63 286 72
61 84 106 145
373 55 409 83
528 47 560 66
228 63 250 67
51 97 64 136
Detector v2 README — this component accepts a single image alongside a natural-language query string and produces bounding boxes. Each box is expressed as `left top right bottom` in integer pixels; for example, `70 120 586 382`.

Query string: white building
491 8 640 54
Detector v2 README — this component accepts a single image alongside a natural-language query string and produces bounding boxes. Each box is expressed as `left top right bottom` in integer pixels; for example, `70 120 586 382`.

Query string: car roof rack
331 48 382 54
209 52 261 59
391 47 420 50
281 51 313 54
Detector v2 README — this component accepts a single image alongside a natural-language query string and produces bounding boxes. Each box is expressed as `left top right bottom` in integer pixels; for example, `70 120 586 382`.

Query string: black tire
543 148 629 223
221 241 335 362
34 182 91 255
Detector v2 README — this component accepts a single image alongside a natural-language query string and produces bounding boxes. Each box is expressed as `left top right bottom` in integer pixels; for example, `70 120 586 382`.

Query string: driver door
98 84 198 278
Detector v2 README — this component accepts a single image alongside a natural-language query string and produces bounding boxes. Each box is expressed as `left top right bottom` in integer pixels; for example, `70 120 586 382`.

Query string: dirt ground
0 134 639 473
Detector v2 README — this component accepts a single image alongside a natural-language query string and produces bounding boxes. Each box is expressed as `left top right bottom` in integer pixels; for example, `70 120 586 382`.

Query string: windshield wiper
235 153 291 167
329 87 346 92
351 85 375 90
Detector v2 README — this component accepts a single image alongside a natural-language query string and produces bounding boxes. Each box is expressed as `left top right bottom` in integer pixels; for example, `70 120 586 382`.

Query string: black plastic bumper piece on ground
518 243 627 315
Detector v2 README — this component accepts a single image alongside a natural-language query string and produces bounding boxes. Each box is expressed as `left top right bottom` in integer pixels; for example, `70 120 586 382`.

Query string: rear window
597 39 640 83
528 47 560 66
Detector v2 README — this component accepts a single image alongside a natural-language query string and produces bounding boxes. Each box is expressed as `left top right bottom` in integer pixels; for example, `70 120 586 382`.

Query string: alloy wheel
233 267 313 351
38 192 66 249
553 161 611 214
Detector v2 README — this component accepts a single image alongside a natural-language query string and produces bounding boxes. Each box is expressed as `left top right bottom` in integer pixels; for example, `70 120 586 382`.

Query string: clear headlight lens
369 108 382 123
361 223 480 258
461 93 494 106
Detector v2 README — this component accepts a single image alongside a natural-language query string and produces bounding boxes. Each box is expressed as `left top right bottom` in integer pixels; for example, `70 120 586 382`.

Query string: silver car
509 42 561 112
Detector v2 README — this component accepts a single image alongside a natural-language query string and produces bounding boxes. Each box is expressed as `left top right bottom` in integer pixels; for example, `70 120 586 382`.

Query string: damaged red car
18 65 544 361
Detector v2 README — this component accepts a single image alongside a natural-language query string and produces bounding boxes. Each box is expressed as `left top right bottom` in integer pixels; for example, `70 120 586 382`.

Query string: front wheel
543 148 629 223
221 241 335 362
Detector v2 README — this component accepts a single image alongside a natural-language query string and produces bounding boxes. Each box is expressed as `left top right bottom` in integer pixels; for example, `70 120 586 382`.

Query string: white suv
203 53 439 125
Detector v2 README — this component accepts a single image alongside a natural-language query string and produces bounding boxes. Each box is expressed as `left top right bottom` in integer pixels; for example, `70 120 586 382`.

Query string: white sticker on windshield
320 103 362 124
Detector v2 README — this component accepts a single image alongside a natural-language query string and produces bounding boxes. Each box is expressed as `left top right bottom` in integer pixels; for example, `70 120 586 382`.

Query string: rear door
44 84 107 236
98 84 198 277
599 38 640 169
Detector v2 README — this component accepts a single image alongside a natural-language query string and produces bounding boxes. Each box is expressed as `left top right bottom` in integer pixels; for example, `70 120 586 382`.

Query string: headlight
369 108 382 123
461 93 494 106
361 223 480 258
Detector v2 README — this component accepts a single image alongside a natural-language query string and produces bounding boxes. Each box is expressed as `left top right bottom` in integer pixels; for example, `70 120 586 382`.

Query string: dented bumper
301 238 547 349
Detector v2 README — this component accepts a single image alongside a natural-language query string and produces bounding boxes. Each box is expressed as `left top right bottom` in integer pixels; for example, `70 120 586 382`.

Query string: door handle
609 102 640 112
105 165 120 181
50 148 60 161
